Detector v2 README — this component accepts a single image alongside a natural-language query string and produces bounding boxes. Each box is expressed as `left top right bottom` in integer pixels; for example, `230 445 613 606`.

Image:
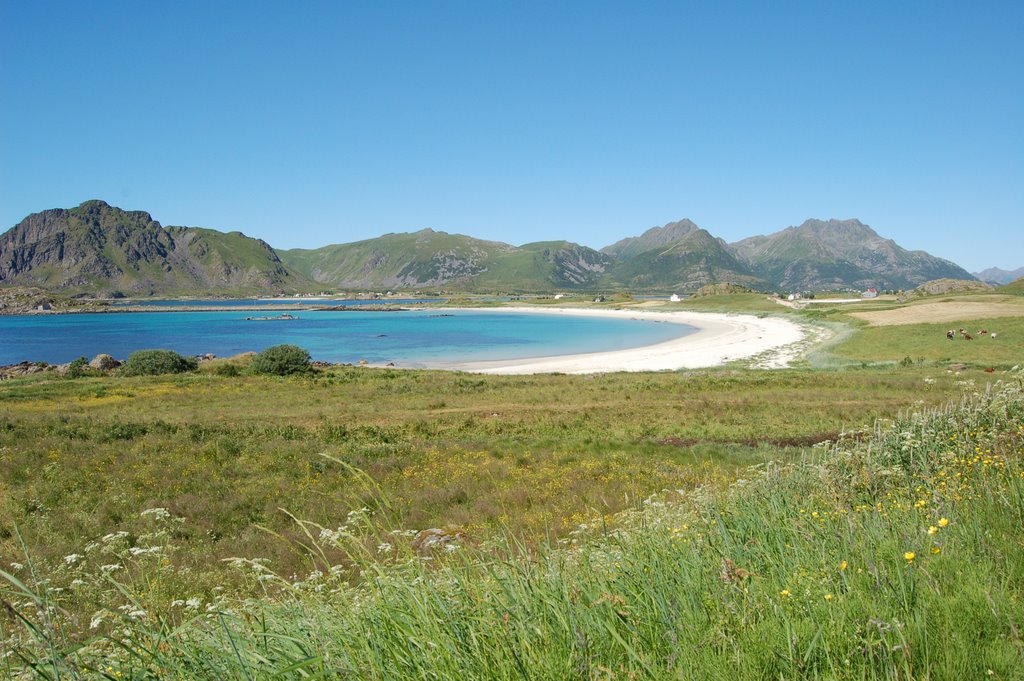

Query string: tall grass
3 370 1022 678
1 366 960 597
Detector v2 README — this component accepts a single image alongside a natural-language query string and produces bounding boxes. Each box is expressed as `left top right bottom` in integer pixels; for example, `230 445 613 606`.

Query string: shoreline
426 307 807 374
0 304 812 375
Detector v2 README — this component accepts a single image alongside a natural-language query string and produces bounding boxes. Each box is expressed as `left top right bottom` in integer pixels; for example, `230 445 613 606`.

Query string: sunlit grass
3 369 1022 678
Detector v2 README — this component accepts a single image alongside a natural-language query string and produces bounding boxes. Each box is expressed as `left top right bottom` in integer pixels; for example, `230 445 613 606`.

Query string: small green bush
65 356 90 379
214 363 242 377
250 344 311 376
121 349 198 376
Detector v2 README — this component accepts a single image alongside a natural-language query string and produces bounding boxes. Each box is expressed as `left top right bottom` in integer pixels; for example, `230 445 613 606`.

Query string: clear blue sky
2 1 1021 271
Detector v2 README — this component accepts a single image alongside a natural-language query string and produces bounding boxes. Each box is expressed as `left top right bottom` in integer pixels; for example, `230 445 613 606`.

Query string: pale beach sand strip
433 307 807 375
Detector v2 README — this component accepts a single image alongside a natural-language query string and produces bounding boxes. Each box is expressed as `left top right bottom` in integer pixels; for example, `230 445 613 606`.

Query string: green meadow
1 290 1023 678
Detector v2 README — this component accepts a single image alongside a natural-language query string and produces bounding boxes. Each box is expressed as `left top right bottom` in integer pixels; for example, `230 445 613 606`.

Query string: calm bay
0 308 695 367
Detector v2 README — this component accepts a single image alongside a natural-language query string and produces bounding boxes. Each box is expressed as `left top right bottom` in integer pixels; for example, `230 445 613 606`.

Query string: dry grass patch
849 297 1024 326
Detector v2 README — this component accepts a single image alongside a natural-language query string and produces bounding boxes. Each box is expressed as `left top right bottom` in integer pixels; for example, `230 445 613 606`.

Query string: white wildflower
64 553 83 565
129 546 162 556
185 598 202 610
89 613 105 629
118 604 147 619
99 564 122 573
9 562 24 570
140 508 170 520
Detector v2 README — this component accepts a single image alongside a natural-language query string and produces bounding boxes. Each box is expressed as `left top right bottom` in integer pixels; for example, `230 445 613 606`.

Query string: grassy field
3 367 1021 678
2 289 1023 677
0 366 969 586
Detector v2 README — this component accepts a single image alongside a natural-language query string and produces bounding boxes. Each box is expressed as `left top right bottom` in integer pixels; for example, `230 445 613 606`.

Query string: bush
214 363 242 377
121 349 198 376
250 344 311 376
65 356 90 379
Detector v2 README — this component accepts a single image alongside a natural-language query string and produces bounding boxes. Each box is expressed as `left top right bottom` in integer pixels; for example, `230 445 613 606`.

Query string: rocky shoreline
0 354 125 380
0 353 350 380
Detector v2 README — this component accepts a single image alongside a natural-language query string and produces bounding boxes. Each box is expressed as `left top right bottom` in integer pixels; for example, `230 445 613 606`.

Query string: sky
1 2 1021 272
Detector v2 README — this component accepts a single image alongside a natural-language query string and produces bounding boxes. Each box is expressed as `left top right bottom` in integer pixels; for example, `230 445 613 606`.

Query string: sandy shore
436 307 807 374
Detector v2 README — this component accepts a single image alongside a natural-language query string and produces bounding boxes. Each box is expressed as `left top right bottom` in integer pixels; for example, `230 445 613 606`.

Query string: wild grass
0 366 968 630
830 315 1024 367
2 369 1022 678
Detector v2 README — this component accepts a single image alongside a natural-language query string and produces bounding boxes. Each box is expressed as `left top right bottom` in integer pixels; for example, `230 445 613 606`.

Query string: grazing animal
946 330 955 340
978 329 988 335
991 333 997 339
964 334 973 340
985 367 995 373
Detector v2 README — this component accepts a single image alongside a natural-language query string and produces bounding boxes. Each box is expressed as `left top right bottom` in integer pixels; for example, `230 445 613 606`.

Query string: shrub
121 349 198 376
214 363 242 377
250 344 311 376
65 356 90 379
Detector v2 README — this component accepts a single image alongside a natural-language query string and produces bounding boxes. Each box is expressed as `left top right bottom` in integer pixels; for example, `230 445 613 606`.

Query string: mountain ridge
1 201 979 295
973 266 1024 286
728 219 973 291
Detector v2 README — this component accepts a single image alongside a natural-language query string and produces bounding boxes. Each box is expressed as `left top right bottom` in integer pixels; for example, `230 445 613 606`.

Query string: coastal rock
0 361 50 380
913 278 993 296
692 283 754 298
89 354 121 370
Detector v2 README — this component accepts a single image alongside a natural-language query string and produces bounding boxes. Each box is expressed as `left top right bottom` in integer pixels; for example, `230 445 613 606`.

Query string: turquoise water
109 298 447 307
0 310 694 367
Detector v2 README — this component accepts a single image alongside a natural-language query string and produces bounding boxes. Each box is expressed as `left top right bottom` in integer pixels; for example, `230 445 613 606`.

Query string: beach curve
436 307 808 374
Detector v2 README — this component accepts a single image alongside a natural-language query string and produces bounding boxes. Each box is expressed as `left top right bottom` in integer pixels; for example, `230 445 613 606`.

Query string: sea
0 305 694 368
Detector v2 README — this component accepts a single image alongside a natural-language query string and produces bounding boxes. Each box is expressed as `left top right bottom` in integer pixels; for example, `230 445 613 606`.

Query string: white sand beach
442 307 808 374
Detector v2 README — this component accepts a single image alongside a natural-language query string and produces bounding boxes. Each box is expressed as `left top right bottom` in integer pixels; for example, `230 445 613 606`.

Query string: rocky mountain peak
600 218 701 259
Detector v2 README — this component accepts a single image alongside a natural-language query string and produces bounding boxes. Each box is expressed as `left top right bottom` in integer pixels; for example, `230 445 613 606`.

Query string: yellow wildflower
824 593 834 602
904 552 916 563
780 589 790 597
931 547 942 555
839 560 848 571
928 526 938 535
938 517 950 527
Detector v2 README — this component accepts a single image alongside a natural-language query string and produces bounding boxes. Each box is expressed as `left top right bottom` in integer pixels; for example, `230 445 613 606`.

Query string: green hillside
280 232 610 291
279 229 513 289
1001 276 1024 294
0 200 311 295
606 228 766 291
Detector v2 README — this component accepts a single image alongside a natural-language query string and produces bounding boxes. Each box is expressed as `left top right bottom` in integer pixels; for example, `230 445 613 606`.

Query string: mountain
601 219 701 260
605 227 765 291
729 219 975 291
973 266 1024 286
483 241 611 289
3 201 981 296
279 231 610 291
1002 277 1024 294
0 200 308 295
